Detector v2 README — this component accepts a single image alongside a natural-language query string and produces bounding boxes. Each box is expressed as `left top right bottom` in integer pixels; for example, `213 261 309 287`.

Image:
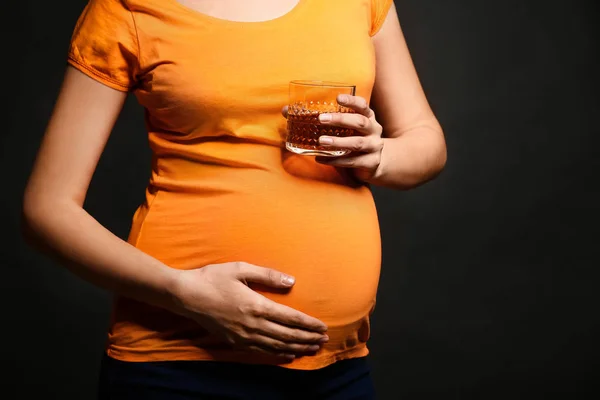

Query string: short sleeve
67 0 140 91
370 0 394 37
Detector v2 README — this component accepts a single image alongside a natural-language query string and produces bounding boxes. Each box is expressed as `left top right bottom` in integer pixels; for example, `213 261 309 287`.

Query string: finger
245 345 296 361
281 105 289 118
236 262 295 288
318 135 383 153
251 335 322 354
336 94 373 118
319 112 371 134
257 320 330 344
260 301 328 333
316 152 381 170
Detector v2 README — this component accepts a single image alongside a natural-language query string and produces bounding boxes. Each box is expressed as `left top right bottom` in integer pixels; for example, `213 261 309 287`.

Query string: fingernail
319 136 334 145
309 345 320 351
319 114 332 122
281 275 295 286
338 94 349 103
319 336 329 343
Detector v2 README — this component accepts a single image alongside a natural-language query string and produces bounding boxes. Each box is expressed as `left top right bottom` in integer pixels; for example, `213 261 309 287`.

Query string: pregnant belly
130 172 382 326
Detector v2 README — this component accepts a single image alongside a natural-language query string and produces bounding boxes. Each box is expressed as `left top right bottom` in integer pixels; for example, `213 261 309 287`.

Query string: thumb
236 263 295 288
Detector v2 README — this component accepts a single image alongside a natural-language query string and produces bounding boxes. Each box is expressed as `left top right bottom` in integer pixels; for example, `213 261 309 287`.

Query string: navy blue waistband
98 355 375 399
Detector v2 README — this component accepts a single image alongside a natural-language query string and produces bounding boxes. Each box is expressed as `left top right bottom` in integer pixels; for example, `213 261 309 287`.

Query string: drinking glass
286 80 357 157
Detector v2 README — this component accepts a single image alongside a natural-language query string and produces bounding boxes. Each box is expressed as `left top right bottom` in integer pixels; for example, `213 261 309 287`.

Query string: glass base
286 142 350 157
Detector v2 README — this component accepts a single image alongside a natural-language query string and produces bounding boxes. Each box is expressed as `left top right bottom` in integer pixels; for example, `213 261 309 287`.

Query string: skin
283 3 446 187
22 1 445 361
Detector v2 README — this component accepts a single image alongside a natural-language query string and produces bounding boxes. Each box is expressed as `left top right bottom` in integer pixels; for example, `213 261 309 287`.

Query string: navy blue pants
98 355 376 399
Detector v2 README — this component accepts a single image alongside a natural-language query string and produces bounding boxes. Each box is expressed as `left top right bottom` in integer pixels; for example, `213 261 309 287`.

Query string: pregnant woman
22 0 446 398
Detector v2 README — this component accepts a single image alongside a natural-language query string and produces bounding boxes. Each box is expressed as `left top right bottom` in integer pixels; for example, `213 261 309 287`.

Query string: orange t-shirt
68 0 392 370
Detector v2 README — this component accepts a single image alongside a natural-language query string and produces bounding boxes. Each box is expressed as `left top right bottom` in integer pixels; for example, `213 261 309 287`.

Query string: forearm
367 126 447 190
22 199 182 313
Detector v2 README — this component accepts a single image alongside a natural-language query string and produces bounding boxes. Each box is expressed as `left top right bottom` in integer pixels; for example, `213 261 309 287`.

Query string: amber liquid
286 104 355 157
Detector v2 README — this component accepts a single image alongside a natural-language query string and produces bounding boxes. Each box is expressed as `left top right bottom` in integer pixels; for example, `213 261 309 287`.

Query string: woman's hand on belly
169 262 329 361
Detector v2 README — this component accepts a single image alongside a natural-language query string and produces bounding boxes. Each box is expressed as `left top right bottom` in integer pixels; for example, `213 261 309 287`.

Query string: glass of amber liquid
286 80 357 157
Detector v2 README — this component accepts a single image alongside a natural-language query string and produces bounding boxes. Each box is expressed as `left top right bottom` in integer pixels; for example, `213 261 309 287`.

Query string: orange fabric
68 0 393 370
370 0 393 36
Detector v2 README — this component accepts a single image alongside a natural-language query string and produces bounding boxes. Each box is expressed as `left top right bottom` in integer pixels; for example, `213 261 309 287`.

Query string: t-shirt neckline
166 0 310 27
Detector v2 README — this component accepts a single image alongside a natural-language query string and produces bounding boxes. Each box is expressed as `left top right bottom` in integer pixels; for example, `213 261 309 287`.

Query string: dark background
2 0 599 398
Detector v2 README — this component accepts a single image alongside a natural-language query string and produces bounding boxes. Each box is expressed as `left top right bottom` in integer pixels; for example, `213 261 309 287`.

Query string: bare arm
22 66 180 309
22 67 328 358
313 4 447 189
369 4 447 189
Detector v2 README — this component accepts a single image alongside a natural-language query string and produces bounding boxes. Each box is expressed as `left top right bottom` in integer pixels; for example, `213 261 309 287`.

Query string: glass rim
290 80 355 89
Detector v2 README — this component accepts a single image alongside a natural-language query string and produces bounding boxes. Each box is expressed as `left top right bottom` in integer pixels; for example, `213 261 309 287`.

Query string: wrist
156 266 188 315
356 142 388 184
161 266 211 321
